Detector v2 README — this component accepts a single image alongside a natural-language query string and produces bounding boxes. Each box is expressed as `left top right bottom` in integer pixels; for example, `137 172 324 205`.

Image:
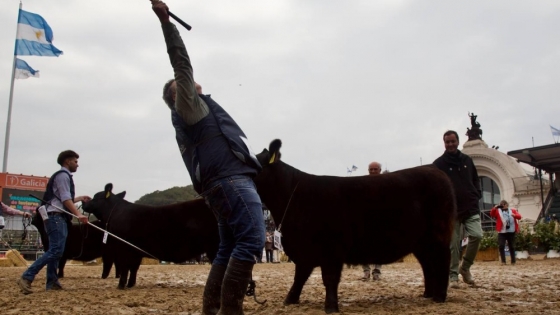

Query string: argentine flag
15 58 40 79
15 9 63 57
551 125 560 137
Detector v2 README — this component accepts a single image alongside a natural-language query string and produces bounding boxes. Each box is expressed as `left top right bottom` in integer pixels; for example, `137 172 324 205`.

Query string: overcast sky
1 0 559 202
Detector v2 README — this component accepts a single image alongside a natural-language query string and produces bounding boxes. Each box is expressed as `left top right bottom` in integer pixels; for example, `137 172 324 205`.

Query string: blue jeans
203 175 265 266
22 214 67 289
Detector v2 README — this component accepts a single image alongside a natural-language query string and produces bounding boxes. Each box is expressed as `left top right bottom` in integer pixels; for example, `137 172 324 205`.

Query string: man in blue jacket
433 130 482 289
152 1 265 314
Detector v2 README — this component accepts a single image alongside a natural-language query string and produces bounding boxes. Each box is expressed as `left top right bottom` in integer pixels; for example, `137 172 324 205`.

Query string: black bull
254 139 456 313
82 186 220 289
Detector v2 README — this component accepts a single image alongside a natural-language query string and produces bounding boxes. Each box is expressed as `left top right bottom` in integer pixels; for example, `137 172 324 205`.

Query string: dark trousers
498 232 516 263
265 249 273 262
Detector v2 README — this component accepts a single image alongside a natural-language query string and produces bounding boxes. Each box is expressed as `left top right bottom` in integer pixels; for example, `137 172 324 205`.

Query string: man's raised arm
152 0 208 125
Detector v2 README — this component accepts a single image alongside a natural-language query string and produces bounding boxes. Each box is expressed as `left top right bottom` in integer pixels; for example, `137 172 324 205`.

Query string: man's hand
22 212 31 218
151 0 170 23
75 195 92 203
77 214 88 224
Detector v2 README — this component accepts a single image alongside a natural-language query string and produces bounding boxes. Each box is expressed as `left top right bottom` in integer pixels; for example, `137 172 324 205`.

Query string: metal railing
536 186 559 223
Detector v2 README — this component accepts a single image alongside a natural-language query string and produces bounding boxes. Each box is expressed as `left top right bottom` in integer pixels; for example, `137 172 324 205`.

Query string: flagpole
3 2 22 173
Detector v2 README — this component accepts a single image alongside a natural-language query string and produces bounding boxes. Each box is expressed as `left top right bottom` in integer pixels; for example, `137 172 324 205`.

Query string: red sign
0 173 49 191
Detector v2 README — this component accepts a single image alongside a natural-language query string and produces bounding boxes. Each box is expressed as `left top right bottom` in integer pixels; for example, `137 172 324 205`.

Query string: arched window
479 176 501 209
479 176 501 231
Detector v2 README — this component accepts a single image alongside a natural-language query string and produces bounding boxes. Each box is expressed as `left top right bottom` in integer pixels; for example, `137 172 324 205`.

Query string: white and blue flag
15 58 40 79
15 9 63 57
551 125 560 137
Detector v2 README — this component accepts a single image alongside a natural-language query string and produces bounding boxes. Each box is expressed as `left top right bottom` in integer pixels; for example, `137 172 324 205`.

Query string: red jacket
489 207 522 233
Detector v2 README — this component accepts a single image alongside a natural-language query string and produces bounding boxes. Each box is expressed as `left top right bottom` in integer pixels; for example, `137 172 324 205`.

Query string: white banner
273 230 283 251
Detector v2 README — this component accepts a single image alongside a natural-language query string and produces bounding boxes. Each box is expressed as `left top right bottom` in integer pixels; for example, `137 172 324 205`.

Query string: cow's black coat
82 185 220 289
254 140 455 313
32 214 115 278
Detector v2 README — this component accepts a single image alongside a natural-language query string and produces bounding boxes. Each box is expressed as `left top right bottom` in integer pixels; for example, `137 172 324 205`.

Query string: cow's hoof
423 291 432 298
325 305 340 314
432 296 446 303
283 297 300 305
117 286 125 290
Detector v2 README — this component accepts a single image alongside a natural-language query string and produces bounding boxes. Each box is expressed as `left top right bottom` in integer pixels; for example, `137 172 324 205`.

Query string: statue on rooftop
466 112 483 141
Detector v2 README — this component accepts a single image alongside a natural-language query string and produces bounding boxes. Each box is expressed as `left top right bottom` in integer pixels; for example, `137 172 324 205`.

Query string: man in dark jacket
433 130 482 288
152 1 265 314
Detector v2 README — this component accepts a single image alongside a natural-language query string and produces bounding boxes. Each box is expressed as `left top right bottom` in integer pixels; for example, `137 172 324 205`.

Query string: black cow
32 214 116 278
254 140 455 313
82 184 220 289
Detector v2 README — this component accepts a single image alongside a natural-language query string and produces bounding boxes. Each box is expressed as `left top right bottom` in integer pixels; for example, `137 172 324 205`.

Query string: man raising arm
152 2 265 314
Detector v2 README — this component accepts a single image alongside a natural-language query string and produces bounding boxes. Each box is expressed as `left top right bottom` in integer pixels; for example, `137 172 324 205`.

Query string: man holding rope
151 1 265 314
17 150 90 294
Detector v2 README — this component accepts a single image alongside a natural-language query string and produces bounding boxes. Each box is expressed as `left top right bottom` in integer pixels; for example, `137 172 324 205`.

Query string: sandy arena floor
0 259 559 314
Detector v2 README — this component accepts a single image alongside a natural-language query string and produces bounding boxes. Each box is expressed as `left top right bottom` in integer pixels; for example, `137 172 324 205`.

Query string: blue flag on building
551 125 560 137
15 9 63 56
15 58 40 79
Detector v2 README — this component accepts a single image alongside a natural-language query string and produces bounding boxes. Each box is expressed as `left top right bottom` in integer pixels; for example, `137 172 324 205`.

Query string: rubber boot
203 264 227 315
216 258 254 315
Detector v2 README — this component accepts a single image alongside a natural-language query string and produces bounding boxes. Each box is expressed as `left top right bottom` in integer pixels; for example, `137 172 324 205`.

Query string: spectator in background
490 200 521 265
265 232 274 263
1 202 32 218
361 161 383 281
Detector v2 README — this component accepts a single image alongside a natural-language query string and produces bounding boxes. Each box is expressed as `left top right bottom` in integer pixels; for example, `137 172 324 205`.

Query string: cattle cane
150 0 192 30
168 11 192 30
29 194 159 260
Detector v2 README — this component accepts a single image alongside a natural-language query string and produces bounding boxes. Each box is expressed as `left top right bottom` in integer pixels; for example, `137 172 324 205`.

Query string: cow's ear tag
269 153 276 164
105 192 111 198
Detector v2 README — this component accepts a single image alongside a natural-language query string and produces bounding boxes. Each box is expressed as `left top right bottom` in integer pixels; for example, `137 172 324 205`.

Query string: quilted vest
172 94 261 193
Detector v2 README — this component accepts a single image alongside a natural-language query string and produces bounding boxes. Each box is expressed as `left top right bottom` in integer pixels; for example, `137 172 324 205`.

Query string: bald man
368 162 382 176
361 161 383 281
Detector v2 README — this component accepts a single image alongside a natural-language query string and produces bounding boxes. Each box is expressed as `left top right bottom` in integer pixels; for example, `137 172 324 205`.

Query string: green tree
135 185 199 206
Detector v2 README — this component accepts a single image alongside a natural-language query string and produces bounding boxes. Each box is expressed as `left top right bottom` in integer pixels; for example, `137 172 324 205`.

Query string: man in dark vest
17 150 90 294
151 1 265 314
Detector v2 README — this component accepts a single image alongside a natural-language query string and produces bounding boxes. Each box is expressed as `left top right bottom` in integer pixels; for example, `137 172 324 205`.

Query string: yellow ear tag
105 192 111 198
269 153 276 164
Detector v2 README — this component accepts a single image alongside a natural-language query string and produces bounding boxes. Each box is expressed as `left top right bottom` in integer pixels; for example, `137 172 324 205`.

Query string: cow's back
105 198 219 263
264 164 455 265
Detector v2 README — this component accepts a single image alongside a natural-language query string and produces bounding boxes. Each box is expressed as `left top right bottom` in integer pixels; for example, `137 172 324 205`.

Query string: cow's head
255 139 292 206
82 183 126 221
256 139 282 167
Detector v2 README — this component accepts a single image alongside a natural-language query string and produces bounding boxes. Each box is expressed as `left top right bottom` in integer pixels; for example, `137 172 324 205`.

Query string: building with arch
462 139 550 230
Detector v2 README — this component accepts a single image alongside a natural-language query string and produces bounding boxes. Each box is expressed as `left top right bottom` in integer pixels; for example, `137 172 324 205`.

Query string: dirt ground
0 259 559 315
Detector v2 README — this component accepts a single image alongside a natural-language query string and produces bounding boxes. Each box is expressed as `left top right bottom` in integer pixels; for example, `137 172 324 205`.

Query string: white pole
3 2 22 173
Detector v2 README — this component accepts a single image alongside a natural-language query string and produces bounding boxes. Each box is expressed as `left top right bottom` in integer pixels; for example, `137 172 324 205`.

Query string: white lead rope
29 194 159 260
